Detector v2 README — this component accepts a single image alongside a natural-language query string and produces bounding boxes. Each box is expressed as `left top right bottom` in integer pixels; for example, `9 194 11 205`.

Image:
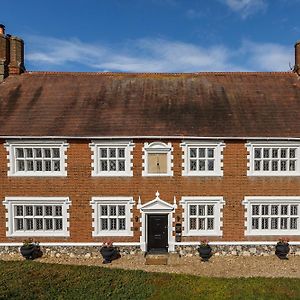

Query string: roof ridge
25 71 295 77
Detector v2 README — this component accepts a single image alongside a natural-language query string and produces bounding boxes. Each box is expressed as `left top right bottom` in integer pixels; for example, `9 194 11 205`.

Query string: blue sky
1 0 300 72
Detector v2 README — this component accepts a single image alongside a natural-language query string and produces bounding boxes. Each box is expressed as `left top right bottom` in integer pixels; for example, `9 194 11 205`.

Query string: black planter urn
20 245 42 260
198 245 212 262
100 246 120 264
275 243 290 260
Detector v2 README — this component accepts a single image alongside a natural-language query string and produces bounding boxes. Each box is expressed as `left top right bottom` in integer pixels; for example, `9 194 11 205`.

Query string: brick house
1 25 300 254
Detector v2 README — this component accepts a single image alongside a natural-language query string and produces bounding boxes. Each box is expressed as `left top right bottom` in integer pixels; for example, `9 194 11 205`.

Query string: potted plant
275 238 290 260
100 241 120 264
198 239 212 262
20 239 42 260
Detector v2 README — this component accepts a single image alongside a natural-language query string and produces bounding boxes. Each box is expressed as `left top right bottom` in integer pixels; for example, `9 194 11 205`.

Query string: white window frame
90 140 134 177
246 141 300 176
243 196 300 236
3 197 71 237
142 142 173 177
5 140 68 177
90 197 134 237
180 196 225 236
181 141 224 176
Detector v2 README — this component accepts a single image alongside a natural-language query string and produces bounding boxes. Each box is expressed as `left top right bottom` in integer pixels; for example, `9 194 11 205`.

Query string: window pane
44 148 51 158
52 148 60 158
110 219 117 230
118 148 125 158
17 160 25 171
26 148 33 158
100 148 107 158
26 219 33 230
118 205 125 216
263 148 269 158
101 206 108 216
55 219 63 230
44 160 52 171
119 218 126 230
55 206 62 216
263 160 269 171
280 160 287 171
198 148 205 158
109 160 116 171
36 160 43 171
190 160 197 171
207 205 214 216
189 148 197 158
45 219 53 230
198 205 205 216
25 206 33 216
271 205 278 215
252 205 259 215
53 160 60 171
261 218 268 229
189 205 197 216
262 205 269 215
35 206 43 216
100 160 108 171
291 205 298 215
281 149 287 158
16 219 23 230
208 160 214 171
289 160 296 171
110 205 117 216
281 205 288 215
254 148 261 158
198 218 205 230
207 218 214 230
254 160 261 171
271 218 278 229
271 160 278 171
16 148 24 158
189 218 196 230
118 160 125 171
207 148 214 158
101 218 108 230
280 218 288 229
199 160 205 171
272 148 279 158
290 218 298 229
290 148 296 158
109 148 116 158
34 148 42 158
45 206 53 216
15 205 23 216
27 160 34 171
36 218 43 230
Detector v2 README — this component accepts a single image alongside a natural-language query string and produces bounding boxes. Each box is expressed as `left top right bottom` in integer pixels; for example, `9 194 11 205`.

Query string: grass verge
0 260 299 299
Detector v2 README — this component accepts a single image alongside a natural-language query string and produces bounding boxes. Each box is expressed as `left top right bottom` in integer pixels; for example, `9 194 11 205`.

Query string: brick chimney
294 41 300 75
0 24 25 82
0 24 9 81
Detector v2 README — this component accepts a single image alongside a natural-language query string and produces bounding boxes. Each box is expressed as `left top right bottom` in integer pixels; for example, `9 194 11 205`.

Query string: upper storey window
5 141 68 177
90 140 134 176
181 141 225 176
142 142 173 176
246 142 300 176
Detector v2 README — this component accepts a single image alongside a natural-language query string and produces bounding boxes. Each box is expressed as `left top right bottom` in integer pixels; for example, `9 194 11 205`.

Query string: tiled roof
0 71 300 138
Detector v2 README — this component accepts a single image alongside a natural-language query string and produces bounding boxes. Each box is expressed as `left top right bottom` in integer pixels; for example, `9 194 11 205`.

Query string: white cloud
222 0 267 18
25 35 293 73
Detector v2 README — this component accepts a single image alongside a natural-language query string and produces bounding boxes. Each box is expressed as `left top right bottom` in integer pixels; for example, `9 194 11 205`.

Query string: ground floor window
243 196 300 235
180 196 225 236
3 197 71 237
90 197 134 236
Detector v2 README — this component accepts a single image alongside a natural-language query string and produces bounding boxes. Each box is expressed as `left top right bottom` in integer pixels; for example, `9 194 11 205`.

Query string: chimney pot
0 24 5 35
294 40 300 75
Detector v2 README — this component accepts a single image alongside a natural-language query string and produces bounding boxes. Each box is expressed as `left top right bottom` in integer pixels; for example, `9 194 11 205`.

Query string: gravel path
2 253 300 278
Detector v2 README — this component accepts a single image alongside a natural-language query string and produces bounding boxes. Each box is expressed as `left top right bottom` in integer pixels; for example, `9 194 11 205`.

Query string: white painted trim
90 196 135 237
246 141 300 176
242 196 300 236
142 142 173 177
5 140 68 177
181 140 225 176
175 241 300 246
0 242 141 247
180 196 225 236
89 140 134 177
3 196 71 237
139 192 176 252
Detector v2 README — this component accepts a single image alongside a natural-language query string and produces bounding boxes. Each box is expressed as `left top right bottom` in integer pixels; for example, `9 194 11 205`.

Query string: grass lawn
0 260 299 299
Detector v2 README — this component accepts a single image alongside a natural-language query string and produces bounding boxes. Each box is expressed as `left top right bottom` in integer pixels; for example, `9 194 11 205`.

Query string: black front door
147 214 168 252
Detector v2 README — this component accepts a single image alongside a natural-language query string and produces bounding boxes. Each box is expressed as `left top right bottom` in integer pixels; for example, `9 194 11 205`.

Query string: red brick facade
1 139 300 244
